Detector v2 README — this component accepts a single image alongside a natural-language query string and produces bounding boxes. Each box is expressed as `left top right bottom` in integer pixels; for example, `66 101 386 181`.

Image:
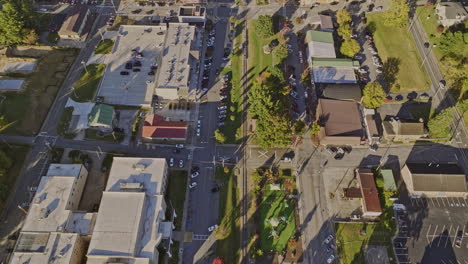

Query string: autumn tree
336 9 351 25
340 38 360 57
384 0 410 27
362 82 386 109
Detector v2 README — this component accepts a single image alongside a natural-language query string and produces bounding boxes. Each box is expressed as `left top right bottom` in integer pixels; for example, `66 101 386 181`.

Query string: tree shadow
381 57 401 93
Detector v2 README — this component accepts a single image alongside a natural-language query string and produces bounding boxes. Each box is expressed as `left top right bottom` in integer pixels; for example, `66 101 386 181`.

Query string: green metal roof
381 169 396 191
311 58 360 67
305 30 334 44
88 104 114 127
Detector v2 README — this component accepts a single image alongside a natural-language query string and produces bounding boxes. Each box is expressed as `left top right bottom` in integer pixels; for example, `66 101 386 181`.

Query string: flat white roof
106 157 167 195
11 232 79 264
21 164 84 232
307 41 336 59
87 192 145 257
312 66 358 84
65 212 97 235
156 23 195 91
98 25 167 106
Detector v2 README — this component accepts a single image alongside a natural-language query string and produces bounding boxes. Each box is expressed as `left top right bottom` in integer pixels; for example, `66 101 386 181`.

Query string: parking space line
449 197 455 207
426 224 432 245
452 225 460 247
440 197 447 207
437 225 446 247
430 198 435 207
435 197 441 207
430 225 439 247
410 198 416 207
445 225 453 248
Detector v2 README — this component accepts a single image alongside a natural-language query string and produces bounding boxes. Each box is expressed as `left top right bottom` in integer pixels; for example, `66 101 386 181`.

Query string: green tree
214 129 227 144
22 28 38 45
362 82 386 108
255 15 274 38
310 121 321 135
438 31 468 59
428 107 454 138
0 3 25 45
293 120 306 135
337 23 351 38
340 38 360 57
272 43 289 65
0 151 13 169
336 9 351 25
384 0 410 27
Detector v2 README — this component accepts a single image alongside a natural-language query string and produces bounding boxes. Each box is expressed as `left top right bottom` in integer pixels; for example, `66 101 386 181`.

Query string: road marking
437 225 446 247
426 224 432 245
445 225 453 248
440 197 447 207
452 225 460 247
430 198 436 207
435 197 441 207
430 225 439 247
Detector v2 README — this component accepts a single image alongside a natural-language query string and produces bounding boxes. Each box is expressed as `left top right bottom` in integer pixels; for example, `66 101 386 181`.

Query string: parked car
455 230 463 248
125 62 133 69
191 171 199 178
169 158 174 167
327 255 336 263
120 71 129 75
191 166 199 173
196 128 201 137
179 160 184 168
324 235 334 244
208 225 218 232
189 182 197 189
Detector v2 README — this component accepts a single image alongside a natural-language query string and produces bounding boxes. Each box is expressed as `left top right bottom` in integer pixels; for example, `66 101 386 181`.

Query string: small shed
381 169 396 191
269 184 281 191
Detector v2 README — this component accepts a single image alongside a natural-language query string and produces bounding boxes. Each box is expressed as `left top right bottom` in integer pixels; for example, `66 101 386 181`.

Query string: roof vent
120 182 144 190
134 163 147 171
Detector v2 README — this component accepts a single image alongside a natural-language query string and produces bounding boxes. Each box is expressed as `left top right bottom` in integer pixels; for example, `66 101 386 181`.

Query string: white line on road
445 225 453 248
437 225 446 247
426 224 433 245
431 225 439 247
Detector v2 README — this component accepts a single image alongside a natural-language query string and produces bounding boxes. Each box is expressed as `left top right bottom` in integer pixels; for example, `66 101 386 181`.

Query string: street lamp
81 61 88 74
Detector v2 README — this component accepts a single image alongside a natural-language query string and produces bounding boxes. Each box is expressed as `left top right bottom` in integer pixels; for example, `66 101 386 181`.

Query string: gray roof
317 99 364 137
437 2 468 19
382 119 426 136
322 84 362 101
407 163 467 193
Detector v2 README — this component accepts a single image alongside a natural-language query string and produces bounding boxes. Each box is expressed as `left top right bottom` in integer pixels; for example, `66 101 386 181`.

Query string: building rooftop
321 83 362 101
179 6 206 16
311 58 360 67
381 169 396 191
406 163 465 175
155 23 195 93
357 169 382 214
0 79 24 90
305 30 334 43
88 104 114 127
437 2 467 19
142 114 188 139
97 25 167 106
21 164 85 233
383 118 426 136
405 163 467 193
11 233 80 264
306 30 336 59
59 6 88 35
317 99 364 137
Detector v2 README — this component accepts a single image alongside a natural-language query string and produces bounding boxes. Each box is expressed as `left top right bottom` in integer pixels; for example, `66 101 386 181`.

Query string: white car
176 144 184 149
189 182 197 189
197 120 201 128
218 122 225 126
324 235 334 244
208 224 218 232
191 171 199 178
218 106 227 110
196 128 201 137
327 254 335 263
376 68 383 74
223 75 229 81
219 110 227 114
179 160 184 168
169 158 174 167
220 96 227 100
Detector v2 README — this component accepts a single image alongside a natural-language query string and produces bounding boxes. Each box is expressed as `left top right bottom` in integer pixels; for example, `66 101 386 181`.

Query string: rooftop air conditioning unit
120 182 144 190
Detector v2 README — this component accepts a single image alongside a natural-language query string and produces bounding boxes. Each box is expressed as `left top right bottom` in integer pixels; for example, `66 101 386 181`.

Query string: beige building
401 163 467 198
10 164 95 264
435 2 467 27
155 23 196 101
86 157 174 264
58 6 91 41
382 118 428 142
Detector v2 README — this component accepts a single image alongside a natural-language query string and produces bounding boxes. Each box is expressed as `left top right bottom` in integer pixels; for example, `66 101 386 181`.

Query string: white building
178 6 206 26
10 164 94 264
86 157 173 264
155 23 196 101
435 2 467 27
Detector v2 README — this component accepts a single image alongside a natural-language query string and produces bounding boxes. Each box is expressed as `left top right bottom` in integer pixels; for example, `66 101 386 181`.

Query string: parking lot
97 25 166 106
394 196 468 264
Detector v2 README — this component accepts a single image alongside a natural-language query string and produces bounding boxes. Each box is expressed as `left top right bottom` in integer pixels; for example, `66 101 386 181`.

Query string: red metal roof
357 169 382 213
142 114 187 139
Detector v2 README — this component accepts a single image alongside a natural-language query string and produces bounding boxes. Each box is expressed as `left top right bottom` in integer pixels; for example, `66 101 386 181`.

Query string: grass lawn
367 13 430 93
247 20 277 82
416 6 445 62
165 170 188 230
95 39 114 54
215 167 240 263
84 129 124 143
0 144 30 211
259 185 296 252
336 222 395 264
71 64 105 102
57 106 75 138
109 16 136 31
0 48 78 136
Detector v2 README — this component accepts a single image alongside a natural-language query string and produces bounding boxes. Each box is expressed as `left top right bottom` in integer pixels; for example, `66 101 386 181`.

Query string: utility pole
81 61 88 74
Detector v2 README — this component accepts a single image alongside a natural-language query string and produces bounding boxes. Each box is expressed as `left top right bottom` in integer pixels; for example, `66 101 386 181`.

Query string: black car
133 68 141 72
211 186 220 193
125 62 133 69
148 71 155 76
133 61 142 67
395 94 404 101
131 9 142 14
146 10 154 15
191 166 199 173
120 71 129 75
151 65 158 70
334 152 345 160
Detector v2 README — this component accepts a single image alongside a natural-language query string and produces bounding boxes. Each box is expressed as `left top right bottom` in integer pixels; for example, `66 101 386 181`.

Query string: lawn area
95 39 114 54
215 167 240 263
0 144 30 211
165 170 188 230
71 64 105 102
84 129 124 143
336 222 395 264
247 20 277 82
0 48 78 136
57 106 75 138
416 6 445 62
259 185 296 252
109 16 136 31
367 13 430 93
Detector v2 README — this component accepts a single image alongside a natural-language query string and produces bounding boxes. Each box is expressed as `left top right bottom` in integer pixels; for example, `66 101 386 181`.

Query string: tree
428 107 454 138
310 121 321 135
255 15 274 38
293 120 306 135
384 0 410 27
438 31 468 59
337 23 351 38
0 151 12 169
436 25 444 34
214 129 227 144
336 9 351 25
0 3 25 45
362 82 386 109
22 28 38 45
340 38 360 57
212 257 225 264
272 43 289 65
